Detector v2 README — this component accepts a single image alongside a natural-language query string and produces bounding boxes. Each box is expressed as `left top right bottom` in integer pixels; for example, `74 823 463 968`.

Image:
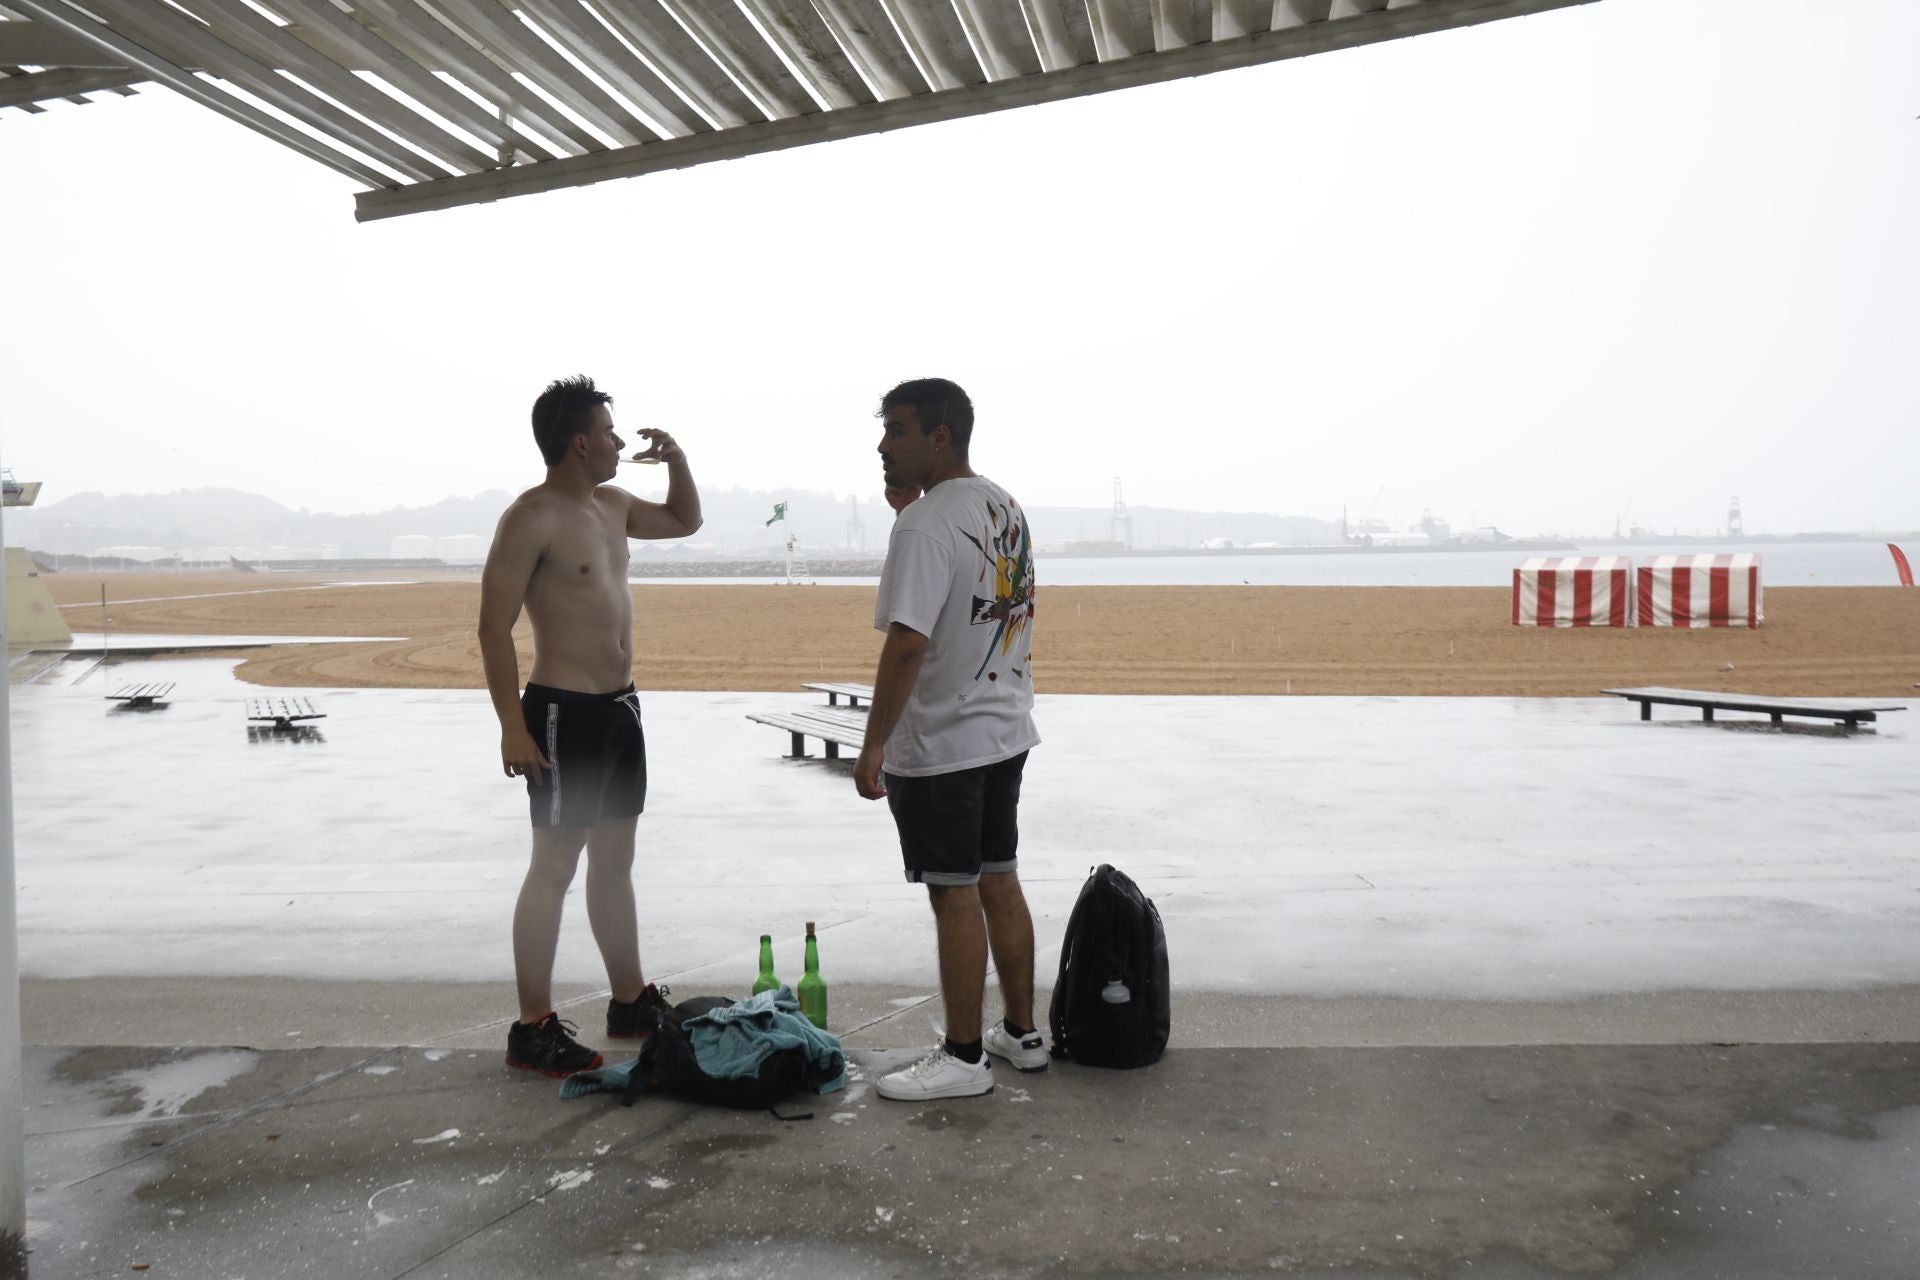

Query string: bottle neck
803 938 819 972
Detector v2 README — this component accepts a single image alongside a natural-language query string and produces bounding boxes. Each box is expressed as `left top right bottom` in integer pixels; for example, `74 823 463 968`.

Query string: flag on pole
1891 543 1915 587
765 502 787 527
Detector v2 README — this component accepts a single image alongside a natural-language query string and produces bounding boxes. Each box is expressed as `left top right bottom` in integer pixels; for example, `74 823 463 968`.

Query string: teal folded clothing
688 988 846 1094
559 989 845 1100
559 1056 636 1100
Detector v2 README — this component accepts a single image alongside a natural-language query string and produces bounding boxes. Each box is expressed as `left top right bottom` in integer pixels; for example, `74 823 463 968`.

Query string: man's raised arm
478 502 550 783
624 428 702 539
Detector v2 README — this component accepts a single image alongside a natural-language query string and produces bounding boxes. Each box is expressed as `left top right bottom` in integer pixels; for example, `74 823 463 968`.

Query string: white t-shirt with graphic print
872 475 1039 777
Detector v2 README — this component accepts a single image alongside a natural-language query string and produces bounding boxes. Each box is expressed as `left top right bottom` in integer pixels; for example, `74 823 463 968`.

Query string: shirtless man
478 374 702 1077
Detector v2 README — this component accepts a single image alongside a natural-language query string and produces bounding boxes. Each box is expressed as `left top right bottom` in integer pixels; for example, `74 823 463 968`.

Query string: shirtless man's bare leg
512 826 587 1026
584 816 644 1004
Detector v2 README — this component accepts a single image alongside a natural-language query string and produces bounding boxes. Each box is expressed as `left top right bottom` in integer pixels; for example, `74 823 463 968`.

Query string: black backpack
1048 864 1170 1068
621 996 825 1118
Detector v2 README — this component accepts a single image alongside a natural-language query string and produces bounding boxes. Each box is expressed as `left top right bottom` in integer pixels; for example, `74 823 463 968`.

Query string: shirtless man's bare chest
522 489 633 694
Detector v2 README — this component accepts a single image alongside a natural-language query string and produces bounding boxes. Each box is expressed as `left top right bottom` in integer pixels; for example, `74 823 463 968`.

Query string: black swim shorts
520 682 648 829
884 751 1028 887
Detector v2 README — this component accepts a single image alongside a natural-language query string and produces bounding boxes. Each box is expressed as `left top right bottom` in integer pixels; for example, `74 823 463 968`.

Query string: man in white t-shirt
855 378 1045 1101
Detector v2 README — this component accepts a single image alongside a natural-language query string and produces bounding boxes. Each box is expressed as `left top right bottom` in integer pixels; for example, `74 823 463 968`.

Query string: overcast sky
3 0 1915 539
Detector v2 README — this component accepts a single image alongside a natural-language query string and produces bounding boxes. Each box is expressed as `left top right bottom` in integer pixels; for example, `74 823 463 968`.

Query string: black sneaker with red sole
505 1013 603 1078
607 982 672 1040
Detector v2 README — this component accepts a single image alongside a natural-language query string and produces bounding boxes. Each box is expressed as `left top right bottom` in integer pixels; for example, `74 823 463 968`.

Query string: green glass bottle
752 933 780 996
797 920 828 1030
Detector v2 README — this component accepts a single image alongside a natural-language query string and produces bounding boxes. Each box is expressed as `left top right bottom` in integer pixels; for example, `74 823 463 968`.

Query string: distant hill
4 485 1340 560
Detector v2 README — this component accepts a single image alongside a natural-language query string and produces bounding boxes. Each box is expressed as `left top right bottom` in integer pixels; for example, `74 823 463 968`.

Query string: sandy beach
44 571 1919 696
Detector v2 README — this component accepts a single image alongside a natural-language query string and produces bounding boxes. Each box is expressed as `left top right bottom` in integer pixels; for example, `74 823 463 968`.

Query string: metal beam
84 0 443 181
0 65 140 108
736 0 878 110
357 0 1599 221
872 0 984 91
419 0 656 147
349 0 600 157
0 15 128 66
1273 0 1334 26
952 0 1044 79
7 0 388 186
1016 0 1095 72
271 0 557 164
583 0 762 130
656 0 819 120
1087 0 1148 60
186 0 493 174
515 0 711 137
803 0 925 101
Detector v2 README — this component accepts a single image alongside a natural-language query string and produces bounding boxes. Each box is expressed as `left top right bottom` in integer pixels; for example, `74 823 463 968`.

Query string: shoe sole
504 1053 603 1079
876 1081 995 1101
984 1038 1049 1073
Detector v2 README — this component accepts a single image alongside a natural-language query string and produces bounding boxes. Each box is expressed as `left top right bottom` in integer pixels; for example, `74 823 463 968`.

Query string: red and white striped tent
1637 554 1763 628
1511 557 1635 627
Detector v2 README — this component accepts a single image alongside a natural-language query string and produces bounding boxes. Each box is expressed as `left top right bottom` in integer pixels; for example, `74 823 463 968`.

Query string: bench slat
1604 687 1905 728
246 696 326 724
1604 687 1906 716
747 706 867 758
801 681 874 707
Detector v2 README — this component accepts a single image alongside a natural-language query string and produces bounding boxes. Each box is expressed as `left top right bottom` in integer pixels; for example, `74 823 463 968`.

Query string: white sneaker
983 1022 1049 1073
876 1046 994 1101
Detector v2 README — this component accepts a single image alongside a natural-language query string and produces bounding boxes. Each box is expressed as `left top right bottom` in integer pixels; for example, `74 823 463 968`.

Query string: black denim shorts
884 751 1029 887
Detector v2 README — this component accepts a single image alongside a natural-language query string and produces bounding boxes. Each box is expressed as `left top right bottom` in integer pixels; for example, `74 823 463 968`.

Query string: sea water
632 540 1909 589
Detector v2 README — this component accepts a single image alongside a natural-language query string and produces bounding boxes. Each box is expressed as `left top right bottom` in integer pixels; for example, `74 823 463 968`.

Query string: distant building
439 534 487 563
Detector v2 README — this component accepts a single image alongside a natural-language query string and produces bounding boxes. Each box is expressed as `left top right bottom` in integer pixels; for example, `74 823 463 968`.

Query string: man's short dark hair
879 378 973 455
531 375 612 466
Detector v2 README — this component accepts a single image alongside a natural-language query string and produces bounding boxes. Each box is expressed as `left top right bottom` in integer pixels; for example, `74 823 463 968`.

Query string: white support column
0 472 26 1278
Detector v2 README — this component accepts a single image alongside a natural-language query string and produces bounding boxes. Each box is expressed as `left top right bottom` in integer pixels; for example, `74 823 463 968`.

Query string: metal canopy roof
3 0 1593 221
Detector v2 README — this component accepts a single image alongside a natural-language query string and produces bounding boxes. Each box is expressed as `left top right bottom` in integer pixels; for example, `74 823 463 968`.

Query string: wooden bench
1604 687 1906 731
246 696 326 730
801 681 874 708
746 707 868 759
107 682 175 709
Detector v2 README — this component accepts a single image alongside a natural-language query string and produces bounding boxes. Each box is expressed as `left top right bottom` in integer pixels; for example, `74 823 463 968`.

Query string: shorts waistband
523 682 638 705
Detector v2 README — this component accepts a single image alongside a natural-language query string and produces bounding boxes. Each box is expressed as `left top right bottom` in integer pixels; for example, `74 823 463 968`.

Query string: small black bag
1048 864 1170 1069
621 996 817 1116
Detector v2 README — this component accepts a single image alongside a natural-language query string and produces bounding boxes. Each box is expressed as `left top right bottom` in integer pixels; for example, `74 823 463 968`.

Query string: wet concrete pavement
10 657 1920 1275
22 1036 1920 1278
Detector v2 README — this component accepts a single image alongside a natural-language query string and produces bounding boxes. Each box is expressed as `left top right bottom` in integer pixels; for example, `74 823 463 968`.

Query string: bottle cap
805 920 816 934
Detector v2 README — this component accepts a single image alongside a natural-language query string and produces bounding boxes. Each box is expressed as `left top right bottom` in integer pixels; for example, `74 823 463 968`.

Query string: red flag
1892 543 1915 588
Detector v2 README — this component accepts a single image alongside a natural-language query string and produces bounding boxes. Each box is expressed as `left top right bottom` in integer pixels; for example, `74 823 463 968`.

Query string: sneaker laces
902 1046 955 1077
540 1014 583 1040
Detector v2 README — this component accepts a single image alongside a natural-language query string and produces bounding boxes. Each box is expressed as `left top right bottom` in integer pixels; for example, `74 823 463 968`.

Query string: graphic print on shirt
959 499 1035 681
